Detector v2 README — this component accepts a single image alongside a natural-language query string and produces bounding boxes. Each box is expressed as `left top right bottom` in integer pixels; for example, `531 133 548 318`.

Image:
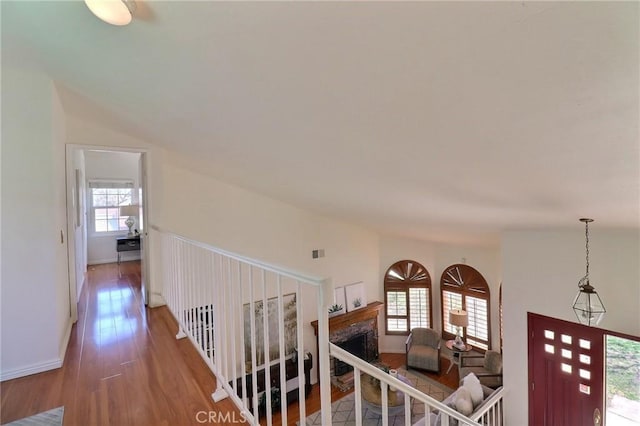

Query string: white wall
160 160 380 290
84 150 141 264
378 235 501 353
501 228 640 425
159 159 380 382
52 84 72 357
1 65 71 380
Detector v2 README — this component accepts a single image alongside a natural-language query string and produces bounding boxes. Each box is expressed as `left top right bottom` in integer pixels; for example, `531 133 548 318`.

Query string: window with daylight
441 264 491 350
89 181 134 233
384 260 432 335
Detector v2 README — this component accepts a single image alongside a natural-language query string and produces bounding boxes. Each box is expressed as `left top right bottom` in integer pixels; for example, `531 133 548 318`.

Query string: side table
116 235 140 264
361 373 413 417
445 340 472 375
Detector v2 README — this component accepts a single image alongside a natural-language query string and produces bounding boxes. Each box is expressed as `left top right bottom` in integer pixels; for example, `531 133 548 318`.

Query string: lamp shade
120 205 139 216
449 309 468 327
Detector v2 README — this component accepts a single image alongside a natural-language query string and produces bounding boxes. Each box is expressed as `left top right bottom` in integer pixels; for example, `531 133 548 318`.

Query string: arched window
384 260 432 335
441 264 491 350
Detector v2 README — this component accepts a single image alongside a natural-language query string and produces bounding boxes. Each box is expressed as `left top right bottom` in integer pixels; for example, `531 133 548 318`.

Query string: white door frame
65 143 151 322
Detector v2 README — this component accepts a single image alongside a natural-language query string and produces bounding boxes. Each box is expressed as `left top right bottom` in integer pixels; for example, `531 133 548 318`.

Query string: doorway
65 145 150 322
528 312 604 425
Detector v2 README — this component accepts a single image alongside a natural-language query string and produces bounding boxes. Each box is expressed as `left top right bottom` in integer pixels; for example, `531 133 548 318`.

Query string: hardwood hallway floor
0 261 240 425
1 261 461 425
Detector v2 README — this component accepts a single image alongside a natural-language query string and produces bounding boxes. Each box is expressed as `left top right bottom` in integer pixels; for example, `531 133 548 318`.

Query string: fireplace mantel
311 301 384 336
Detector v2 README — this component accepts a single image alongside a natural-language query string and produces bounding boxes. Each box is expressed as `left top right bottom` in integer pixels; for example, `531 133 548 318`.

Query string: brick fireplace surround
311 301 384 382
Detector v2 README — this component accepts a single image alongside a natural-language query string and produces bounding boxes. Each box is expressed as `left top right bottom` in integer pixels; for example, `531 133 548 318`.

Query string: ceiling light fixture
84 0 136 26
572 218 606 326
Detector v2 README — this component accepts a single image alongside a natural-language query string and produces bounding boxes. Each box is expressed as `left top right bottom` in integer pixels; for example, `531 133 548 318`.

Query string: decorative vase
389 369 398 392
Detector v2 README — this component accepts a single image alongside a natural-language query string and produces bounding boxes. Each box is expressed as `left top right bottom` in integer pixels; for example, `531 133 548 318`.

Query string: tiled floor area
303 367 453 426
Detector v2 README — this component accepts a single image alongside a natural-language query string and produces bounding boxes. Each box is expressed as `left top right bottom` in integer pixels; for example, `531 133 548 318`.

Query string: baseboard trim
59 318 73 362
0 358 63 382
88 258 118 265
380 348 406 355
1 320 72 382
77 272 86 302
88 255 141 265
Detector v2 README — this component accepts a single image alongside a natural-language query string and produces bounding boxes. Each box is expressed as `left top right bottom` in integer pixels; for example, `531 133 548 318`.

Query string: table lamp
449 309 468 349
119 205 139 236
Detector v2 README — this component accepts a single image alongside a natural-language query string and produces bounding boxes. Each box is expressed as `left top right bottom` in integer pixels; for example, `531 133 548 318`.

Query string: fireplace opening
334 332 374 376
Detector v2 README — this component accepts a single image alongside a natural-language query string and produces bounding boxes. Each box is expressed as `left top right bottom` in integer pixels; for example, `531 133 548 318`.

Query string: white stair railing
157 228 503 426
159 230 333 425
329 344 504 426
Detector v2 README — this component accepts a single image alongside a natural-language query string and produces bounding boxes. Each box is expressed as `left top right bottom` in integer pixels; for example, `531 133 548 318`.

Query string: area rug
5 407 64 426
302 368 453 425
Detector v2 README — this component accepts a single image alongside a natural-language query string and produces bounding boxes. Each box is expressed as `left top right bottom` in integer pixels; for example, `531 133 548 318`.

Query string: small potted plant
328 303 343 318
369 363 390 388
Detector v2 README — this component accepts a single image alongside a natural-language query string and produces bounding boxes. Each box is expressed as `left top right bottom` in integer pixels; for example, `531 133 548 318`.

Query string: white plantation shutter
466 296 489 350
443 291 463 335
387 317 408 332
409 288 430 329
387 291 407 316
386 290 407 332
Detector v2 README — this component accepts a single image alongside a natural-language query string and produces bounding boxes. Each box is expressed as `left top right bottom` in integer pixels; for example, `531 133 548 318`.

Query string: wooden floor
0 261 239 425
1 261 460 425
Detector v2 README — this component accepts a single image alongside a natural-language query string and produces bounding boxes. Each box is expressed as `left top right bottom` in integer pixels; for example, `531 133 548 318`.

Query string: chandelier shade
572 283 606 326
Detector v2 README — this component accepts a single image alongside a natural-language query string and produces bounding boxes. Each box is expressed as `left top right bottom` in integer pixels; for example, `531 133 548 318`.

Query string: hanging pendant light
572 218 606 326
85 0 136 26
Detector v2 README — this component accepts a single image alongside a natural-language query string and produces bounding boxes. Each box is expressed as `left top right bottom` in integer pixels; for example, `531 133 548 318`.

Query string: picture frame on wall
330 287 346 317
243 293 297 366
345 281 367 312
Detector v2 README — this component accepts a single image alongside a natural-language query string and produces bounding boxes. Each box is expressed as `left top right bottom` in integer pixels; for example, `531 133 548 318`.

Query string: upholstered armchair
406 328 441 373
459 350 503 389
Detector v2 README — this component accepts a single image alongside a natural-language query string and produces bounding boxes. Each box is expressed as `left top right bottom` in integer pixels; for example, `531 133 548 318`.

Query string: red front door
528 313 604 426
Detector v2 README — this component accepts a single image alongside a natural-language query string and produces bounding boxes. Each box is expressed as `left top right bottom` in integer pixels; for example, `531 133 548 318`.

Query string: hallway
0 262 240 425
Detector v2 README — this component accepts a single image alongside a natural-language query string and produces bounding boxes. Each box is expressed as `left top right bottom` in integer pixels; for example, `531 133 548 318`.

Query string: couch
413 373 503 426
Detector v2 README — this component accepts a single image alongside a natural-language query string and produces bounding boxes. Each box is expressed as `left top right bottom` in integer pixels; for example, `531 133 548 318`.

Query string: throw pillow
462 372 484 407
454 387 474 416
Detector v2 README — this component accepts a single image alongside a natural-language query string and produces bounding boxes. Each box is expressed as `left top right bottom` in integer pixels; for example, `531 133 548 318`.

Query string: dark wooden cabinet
233 355 312 415
116 236 140 263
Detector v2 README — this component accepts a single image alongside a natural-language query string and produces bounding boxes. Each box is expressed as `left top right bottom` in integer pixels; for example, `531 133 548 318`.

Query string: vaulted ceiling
3 1 638 245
